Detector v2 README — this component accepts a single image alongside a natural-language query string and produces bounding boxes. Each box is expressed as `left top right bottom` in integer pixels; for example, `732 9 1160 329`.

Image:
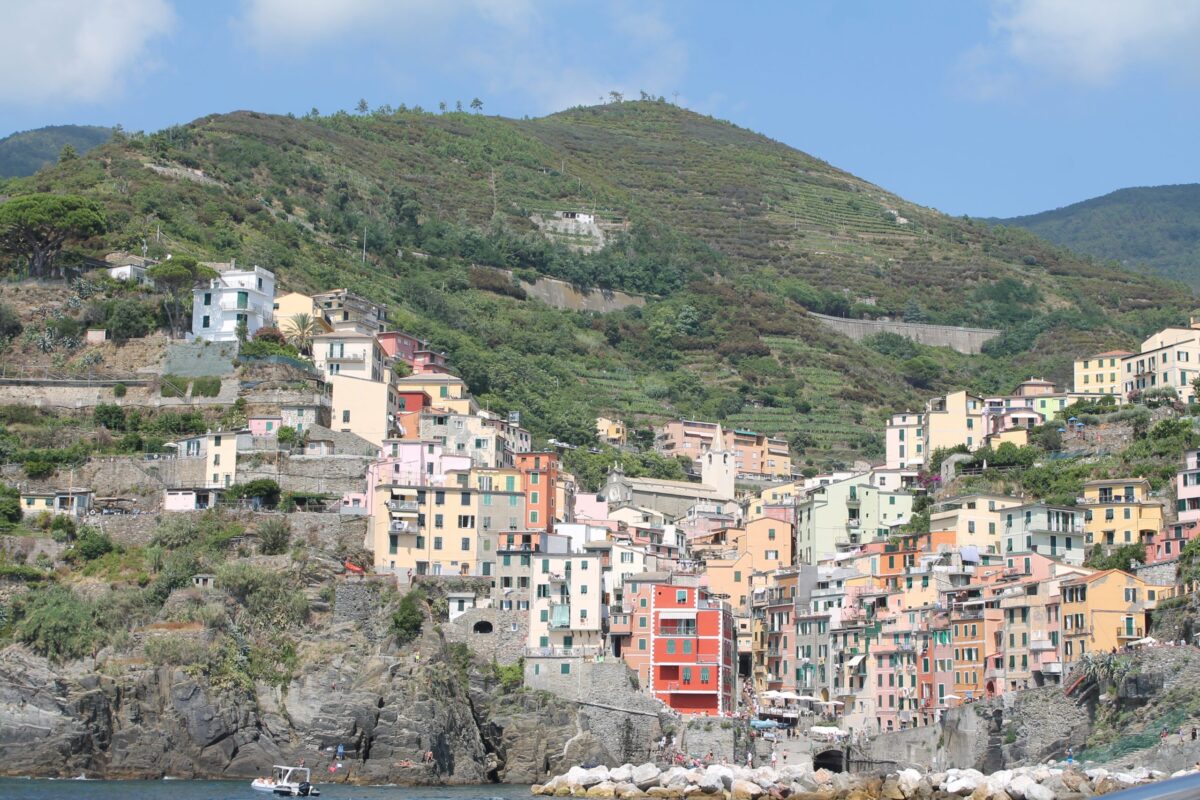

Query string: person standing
770 750 778 769
746 750 753 768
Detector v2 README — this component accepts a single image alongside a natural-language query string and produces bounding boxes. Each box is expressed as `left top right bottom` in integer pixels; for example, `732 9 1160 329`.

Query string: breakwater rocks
532 762 1193 800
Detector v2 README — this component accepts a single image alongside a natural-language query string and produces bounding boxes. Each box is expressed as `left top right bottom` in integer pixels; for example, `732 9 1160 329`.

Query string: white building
190 262 276 343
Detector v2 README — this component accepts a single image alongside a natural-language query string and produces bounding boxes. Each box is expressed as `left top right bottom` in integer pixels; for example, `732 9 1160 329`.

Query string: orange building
516 452 560 531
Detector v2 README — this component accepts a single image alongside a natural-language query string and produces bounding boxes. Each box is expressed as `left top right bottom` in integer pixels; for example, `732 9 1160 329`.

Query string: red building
516 452 560 532
645 583 736 716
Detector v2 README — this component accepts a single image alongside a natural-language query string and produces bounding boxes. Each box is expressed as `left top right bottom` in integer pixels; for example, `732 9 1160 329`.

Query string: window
530 491 539 505
461 492 471 506
461 537 470 551
700 667 710 683
342 409 350 424
676 590 688 603
434 514 444 529
666 640 676 654
530 472 540 485
560 663 570 675
638 638 647 650
457 515 474 528
433 537 443 550
435 491 445 505
682 667 692 684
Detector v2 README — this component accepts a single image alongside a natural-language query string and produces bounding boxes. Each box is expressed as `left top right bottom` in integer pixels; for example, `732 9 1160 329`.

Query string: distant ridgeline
0 125 113 177
807 312 1000 355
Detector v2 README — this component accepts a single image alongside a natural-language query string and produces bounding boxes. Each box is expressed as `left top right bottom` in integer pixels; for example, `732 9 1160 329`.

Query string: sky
1 0 1199 218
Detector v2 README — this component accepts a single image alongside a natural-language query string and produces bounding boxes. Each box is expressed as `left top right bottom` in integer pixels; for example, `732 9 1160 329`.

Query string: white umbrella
943 693 962 700
778 691 802 701
1132 637 1156 646
795 695 818 702
762 690 784 699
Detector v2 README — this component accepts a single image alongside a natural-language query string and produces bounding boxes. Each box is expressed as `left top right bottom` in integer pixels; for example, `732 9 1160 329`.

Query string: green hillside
992 184 1200 289
0 125 113 178
1 101 1194 468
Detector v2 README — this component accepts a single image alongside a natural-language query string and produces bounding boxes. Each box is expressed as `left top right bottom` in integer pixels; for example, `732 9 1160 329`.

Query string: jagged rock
882 778 905 800
633 764 663 790
707 764 736 789
813 769 832 785
1084 768 1108 783
731 779 765 800
696 773 724 795
1022 783 1054 800
647 787 683 799
945 775 980 795
895 768 922 798
615 782 646 800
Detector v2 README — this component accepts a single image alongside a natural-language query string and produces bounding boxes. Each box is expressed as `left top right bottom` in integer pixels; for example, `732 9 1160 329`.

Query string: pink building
248 416 283 437
573 492 610 522
376 331 451 375
1146 449 1200 564
364 439 472 517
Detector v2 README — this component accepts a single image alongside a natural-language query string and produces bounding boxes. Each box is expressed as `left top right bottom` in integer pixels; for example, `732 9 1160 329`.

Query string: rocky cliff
0 595 662 784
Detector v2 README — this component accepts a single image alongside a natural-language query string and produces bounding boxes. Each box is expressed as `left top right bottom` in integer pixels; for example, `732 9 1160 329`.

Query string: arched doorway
985 680 996 696
813 749 845 773
472 620 494 634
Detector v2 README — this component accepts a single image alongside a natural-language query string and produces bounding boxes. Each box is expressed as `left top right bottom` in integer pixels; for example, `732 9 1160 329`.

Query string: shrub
13 585 98 662
107 299 153 342
276 425 297 446
227 478 281 509
23 460 55 479
257 518 292 555
1086 544 1146 571
392 589 425 644
0 484 21 524
68 528 115 562
93 403 126 431
113 382 127 398
0 301 23 340
215 562 308 626
144 634 207 666
160 375 188 397
190 376 222 397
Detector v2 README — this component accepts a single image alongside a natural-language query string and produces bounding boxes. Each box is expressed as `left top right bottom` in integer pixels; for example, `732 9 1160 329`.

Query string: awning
846 654 866 668
659 610 698 620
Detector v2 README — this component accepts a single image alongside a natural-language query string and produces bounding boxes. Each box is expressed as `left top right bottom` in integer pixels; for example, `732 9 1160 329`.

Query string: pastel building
311 289 388 334
1073 351 1131 397
1123 322 1200 402
1060 570 1173 665
329 374 400 447
597 416 627 447
1080 478 1163 552
190 263 275 343
313 331 390 382
393 374 478 415
376 330 451 374
1146 449 1200 563
1003 503 1085 565
930 494 1026 555
794 475 914 564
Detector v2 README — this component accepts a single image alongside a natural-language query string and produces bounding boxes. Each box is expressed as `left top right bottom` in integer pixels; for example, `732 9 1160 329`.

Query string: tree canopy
0 194 105 278
148 256 217 337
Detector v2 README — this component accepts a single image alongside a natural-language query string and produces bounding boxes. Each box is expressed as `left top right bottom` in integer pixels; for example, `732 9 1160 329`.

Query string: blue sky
1 0 1198 217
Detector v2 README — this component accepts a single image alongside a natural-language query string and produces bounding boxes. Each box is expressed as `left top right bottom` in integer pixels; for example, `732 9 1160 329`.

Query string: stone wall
2 456 206 498
1135 560 1179 587
808 312 1000 355
443 607 529 665
476 265 646 313
236 453 372 496
680 717 753 765
90 509 368 549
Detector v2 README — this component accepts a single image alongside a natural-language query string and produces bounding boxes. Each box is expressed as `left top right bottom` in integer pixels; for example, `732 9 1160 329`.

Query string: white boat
251 765 320 796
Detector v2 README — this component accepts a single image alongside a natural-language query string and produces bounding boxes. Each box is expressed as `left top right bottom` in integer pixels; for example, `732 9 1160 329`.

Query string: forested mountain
1 102 1193 467
992 184 1200 289
0 125 113 177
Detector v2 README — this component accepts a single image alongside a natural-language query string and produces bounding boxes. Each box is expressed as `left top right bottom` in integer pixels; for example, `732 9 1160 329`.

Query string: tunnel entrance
813 749 845 773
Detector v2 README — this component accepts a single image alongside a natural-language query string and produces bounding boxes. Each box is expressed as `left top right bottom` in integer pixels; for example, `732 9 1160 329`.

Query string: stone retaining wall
808 312 1000 355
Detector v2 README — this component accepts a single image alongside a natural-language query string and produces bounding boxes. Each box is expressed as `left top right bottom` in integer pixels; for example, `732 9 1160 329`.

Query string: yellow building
1080 478 1164 551
703 551 755 609
1073 351 1130 397
330 374 399 447
272 291 330 331
1123 323 1200 402
1060 570 1172 665
206 430 247 489
393 374 479 415
929 494 1025 555
372 469 484 576
927 390 986 453
596 416 627 447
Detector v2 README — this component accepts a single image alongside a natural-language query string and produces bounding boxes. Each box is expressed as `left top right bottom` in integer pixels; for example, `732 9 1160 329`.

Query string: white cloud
0 0 174 105
961 0 1200 94
236 0 536 51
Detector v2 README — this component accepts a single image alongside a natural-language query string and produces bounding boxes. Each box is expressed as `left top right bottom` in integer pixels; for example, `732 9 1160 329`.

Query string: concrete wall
808 312 1000 355
477 266 646 313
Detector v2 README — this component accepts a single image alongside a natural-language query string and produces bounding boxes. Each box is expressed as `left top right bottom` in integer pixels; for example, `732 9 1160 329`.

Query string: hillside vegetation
0 125 113 178
992 184 1200 289
1 101 1195 467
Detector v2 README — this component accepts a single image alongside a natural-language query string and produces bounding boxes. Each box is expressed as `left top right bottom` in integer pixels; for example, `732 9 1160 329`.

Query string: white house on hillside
190 262 276 343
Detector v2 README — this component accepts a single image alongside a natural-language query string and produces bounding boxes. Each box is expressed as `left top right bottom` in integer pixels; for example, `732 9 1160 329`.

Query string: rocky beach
532 761 1194 800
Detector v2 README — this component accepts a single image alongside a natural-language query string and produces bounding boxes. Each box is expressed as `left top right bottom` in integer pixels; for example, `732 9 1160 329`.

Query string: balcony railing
524 645 604 658
323 353 366 363
1030 638 1055 651
389 521 417 534
387 500 419 513
1116 626 1145 639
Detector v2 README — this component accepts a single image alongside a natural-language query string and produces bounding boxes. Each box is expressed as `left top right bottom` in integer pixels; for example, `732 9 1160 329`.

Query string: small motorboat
251 765 320 796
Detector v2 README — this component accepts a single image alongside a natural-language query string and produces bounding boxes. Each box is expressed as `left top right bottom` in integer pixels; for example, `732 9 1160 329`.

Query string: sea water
0 778 533 800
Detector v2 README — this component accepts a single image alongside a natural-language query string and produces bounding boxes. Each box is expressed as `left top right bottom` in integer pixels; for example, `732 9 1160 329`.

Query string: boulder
882 779 905 800
893 768 921 799
588 782 619 798
1022 784 1054 800
731 779 765 800
697 773 725 794
707 765 736 789
813 769 832 785
615 784 646 800
945 775 979 795
611 765 634 784
634 764 663 790
1006 775 1034 800
659 767 689 787
647 788 682 800
1084 768 1108 783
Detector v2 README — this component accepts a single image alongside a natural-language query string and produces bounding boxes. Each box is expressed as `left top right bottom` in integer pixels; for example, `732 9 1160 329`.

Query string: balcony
324 352 366 364
985 667 1005 681
1039 662 1063 674
846 518 861 528
389 521 417 534
548 572 568 583
1030 638 1055 652
1116 626 1145 640
388 500 419 513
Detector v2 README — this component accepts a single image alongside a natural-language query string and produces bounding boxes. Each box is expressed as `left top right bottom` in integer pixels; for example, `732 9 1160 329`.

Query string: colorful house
1061 570 1173 665
1080 478 1163 552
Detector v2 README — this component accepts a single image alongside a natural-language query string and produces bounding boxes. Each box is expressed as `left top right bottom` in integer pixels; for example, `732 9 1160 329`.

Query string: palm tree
283 313 318 356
